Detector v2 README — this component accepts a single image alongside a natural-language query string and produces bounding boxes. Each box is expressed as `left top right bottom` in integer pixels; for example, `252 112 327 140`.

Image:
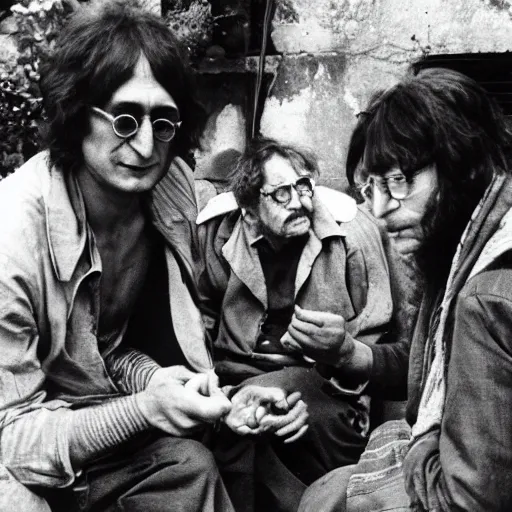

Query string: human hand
285 305 354 366
225 385 309 443
258 391 309 443
224 385 287 434
136 366 232 437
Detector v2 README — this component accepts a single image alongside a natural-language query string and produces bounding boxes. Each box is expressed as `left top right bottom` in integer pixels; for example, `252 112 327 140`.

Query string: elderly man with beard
196 137 393 510
298 67 512 512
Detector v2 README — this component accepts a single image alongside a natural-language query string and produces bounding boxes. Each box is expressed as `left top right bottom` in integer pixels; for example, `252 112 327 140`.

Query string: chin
118 168 166 193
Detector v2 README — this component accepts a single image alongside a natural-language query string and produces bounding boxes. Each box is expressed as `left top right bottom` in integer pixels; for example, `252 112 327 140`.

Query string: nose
287 187 303 209
128 116 154 159
370 186 401 218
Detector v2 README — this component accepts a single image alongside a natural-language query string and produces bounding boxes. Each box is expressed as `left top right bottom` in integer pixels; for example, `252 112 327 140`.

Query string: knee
180 439 218 477
148 436 220 481
298 466 353 512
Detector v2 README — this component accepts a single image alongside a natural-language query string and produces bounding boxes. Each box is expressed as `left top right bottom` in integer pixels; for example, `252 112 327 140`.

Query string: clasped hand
284 305 355 365
224 385 309 444
138 366 308 443
137 366 232 437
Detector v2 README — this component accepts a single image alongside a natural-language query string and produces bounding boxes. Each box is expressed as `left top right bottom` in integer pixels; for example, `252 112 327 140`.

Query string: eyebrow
110 102 180 120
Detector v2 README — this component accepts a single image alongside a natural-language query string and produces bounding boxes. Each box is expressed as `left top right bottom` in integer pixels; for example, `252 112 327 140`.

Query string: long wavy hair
39 0 206 173
346 67 512 284
232 137 319 211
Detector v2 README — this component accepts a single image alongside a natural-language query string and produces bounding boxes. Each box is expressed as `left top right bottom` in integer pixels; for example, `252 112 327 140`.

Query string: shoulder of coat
196 191 239 225
315 186 357 223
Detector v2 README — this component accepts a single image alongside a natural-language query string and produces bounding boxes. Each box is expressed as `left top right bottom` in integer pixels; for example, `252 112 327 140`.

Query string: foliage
0 0 214 177
0 0 73 178
164 0 213 61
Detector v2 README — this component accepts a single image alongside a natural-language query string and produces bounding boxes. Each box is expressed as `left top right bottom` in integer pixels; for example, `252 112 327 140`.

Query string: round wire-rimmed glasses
260 176 315 205
91 106 182 142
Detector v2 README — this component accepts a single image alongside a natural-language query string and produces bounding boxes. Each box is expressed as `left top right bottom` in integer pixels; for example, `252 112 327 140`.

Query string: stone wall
260 0 512 190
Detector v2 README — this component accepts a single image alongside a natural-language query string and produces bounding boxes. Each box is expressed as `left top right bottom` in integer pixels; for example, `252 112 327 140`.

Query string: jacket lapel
222 218 268 308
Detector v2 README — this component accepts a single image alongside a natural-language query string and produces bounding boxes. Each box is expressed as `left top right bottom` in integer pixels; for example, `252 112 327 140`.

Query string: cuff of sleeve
324 375 369 396
1 407 79 488
369 343 387 383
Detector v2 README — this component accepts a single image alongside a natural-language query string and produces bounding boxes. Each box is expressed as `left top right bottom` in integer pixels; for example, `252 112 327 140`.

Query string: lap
45 433 232 512
242 367 370 484
298 465 355 512
0 465 52 512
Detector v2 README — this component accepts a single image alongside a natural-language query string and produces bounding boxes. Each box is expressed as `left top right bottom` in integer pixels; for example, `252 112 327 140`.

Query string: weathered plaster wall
261 0 512 189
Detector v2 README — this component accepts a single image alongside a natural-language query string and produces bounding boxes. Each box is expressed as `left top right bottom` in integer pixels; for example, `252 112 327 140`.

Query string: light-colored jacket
0 152 210 487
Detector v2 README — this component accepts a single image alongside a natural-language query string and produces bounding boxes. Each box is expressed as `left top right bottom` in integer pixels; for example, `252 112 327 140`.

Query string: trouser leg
243 367 369 485
213 427 306 512
45 433 234 512
298 465 355 512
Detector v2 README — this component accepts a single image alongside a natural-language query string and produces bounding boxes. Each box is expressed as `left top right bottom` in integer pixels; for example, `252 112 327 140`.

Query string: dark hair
347 67 512 187
231 137 319 210
39 0 206 172
346 68 512 285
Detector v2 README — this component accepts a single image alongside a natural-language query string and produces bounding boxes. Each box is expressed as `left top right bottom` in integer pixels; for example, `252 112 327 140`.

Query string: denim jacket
0 152 211 487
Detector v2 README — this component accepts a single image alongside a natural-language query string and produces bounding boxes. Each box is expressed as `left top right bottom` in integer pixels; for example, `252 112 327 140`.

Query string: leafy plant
0 0 75 177
0 0 215 177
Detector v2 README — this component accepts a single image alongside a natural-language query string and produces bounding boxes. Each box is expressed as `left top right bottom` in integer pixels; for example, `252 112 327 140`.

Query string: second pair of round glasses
359 174 410 202
260 176 315 205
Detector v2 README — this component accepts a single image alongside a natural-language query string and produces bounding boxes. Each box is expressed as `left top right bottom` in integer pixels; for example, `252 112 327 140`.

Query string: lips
120 162 158 171
388 226 423 240
387 227 424 255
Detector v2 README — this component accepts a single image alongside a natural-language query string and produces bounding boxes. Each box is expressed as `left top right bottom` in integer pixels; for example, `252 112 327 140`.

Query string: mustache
285 209 311 223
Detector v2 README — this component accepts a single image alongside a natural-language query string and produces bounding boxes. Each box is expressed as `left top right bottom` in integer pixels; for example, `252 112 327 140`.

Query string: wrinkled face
81 54 178 195
256 154 314 239
362 164 440 254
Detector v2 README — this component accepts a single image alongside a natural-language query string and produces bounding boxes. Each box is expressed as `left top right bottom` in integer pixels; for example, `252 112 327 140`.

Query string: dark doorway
414 52 512 116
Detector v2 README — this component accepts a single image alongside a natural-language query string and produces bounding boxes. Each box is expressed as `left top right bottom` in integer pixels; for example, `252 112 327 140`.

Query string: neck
264 234 287 252
76 167 145 235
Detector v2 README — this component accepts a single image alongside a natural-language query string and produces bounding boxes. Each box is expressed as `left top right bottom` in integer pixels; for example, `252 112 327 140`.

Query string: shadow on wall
195 147 242 211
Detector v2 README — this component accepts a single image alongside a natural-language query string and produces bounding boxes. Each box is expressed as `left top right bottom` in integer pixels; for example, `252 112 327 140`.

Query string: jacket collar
46 156 197 284
447 171 512 299
45 161 89 282
221 199 345 306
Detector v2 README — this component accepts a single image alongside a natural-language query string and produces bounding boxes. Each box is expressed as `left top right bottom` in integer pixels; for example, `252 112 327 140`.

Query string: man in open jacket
196 137 393 508
0 3 239 511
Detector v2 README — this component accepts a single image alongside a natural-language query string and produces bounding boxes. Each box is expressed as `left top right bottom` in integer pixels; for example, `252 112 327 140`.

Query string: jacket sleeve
0 255 152 487
367 334 409 399
404 270 512 511
104 347 160 393
367 222 424 400
330 206 402 394
0 253 76 487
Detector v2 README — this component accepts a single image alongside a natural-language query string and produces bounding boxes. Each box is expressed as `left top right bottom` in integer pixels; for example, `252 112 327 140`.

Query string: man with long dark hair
0 2 238 511
298 68 512 511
